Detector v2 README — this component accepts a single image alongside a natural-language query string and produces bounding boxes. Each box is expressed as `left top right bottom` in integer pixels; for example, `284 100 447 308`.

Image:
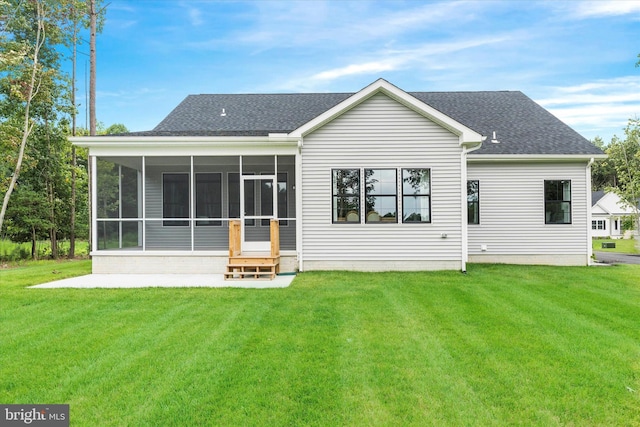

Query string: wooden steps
225 219 281 280
224 255 280 280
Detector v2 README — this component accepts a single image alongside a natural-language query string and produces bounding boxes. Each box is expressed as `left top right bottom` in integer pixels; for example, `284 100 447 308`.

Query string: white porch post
274 155 279 219
190 155 195 251
586 158 594 265
142 156 146 251
118 164 123 249
90 155 98 253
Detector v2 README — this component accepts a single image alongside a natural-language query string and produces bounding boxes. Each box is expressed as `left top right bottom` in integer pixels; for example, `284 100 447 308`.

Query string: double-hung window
402 169 431 223
544 180 571 224
467 180 479 225
163 173 190 226
332 169 360 223
365 169 397 223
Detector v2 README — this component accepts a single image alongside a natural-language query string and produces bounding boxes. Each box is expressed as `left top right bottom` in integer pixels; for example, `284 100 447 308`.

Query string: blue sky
76 0 640 142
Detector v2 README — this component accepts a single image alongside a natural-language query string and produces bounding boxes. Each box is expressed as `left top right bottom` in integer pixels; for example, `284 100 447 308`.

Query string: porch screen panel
277 155 295 221
243 156 274 175
96 159 120 219
121 166 139 218
261 173 288 226
96 157 143 250
228 173 254 226
163 173 189 226
196 173 222 226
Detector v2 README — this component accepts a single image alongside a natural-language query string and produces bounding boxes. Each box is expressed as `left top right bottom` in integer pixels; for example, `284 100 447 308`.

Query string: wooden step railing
225 219 280 280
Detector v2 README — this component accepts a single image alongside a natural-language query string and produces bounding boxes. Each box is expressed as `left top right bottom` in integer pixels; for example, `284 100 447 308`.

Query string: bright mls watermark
0 405 68 426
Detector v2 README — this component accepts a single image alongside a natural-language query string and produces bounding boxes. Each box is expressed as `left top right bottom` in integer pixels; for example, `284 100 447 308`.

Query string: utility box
601 242 616 249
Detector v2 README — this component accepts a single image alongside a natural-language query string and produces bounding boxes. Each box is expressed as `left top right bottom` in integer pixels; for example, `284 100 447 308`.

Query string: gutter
467 154 607 163
71 135 299 148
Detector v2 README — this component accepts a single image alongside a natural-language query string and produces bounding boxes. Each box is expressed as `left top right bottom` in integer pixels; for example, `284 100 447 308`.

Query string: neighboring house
73 79 606 274
591 191 639 238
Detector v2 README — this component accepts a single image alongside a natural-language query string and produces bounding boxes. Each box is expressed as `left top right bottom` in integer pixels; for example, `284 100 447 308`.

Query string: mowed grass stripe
392 266 640 425
1 262 639 426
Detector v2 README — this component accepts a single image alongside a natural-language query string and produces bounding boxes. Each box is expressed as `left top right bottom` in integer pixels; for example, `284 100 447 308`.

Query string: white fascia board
70 135 298 147
592 204 611 215
467 154 608 163
288 78 484 145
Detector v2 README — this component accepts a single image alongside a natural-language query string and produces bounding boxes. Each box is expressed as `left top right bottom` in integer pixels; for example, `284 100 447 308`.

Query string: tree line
0 0 114 260
591 118 640 234
0 3 638 259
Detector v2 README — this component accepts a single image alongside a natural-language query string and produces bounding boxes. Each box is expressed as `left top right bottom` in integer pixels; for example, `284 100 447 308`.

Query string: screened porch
93 155 297 253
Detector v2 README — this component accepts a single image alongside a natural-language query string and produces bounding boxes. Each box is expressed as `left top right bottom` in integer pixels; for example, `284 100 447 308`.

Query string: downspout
586 157 595 265
460 140 484 273
296 137 304 272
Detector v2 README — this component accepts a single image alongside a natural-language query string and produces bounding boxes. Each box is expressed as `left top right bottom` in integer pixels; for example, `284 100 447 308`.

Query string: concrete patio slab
30 273 296 289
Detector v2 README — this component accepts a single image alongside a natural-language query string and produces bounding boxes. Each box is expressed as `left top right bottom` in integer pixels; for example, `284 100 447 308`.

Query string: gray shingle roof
124 89 603 156
592 190 606 206
152 93 352 136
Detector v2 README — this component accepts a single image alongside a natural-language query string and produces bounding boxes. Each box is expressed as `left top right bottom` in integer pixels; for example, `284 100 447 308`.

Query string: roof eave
467 153 608 162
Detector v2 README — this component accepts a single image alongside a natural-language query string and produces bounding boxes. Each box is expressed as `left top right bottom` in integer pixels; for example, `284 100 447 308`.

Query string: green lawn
593 238 640 254
1 262 639 426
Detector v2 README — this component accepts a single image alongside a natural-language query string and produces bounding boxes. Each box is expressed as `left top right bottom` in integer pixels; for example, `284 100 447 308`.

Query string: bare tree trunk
31 226 37 260
89 0 97 136
87 0 98 254
48 181 58 259
69 12 78 259
0 2 45 233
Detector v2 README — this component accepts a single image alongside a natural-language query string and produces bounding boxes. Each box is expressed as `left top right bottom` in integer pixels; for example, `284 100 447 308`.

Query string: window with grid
544 180 571 224
332 169 360 223
402 169 431 223
467 180 479 225
365 169 397 223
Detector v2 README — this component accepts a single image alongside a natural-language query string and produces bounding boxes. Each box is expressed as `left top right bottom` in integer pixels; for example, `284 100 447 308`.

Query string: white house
73 79 606 276
591 191 639 238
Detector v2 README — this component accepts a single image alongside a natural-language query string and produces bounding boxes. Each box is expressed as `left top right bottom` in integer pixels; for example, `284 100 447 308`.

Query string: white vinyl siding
467 162 589 257
300 92 463 267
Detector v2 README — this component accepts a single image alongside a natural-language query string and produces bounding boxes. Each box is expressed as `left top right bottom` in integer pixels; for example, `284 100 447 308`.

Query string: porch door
241 175 277 252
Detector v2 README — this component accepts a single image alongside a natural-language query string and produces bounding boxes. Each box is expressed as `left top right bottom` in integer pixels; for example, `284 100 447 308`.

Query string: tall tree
607 119 640 234
0 0 47 233
89 0 96 136
591 136 618 190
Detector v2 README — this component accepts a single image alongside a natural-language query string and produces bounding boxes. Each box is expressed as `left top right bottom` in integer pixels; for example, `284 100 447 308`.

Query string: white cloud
188 7 203 27
311 61 398 81
303 35 510 85
572 0 640 18
234 0 490 51
537 76 640 139
97 87 165 100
